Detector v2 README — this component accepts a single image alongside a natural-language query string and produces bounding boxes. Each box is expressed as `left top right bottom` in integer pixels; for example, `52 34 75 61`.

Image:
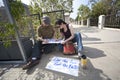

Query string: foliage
0 22 15 47
75 15 79 21
30 0 73 12
89 0 120 17
111 0 120 14
90 1 108 18
0 0 26 47
9 0 25 21
88 0 99 5
29 0 73 25
78 4 90 20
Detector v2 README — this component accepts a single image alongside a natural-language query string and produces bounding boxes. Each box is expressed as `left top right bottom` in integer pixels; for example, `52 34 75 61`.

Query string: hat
42 16 50 25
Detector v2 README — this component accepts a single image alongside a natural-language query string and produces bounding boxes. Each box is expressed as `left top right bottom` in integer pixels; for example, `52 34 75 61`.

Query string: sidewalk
0 25 120 80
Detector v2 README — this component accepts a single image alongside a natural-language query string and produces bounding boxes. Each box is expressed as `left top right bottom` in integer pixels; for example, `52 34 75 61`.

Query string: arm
37 34 48 44
64 24 74 43
37 26 47 42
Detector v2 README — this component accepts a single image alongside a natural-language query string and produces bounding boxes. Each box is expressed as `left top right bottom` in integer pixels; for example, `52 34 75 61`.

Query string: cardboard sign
46 57 80 76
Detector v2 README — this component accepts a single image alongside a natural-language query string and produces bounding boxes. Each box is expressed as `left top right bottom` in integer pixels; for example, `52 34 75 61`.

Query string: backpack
63 41 76 55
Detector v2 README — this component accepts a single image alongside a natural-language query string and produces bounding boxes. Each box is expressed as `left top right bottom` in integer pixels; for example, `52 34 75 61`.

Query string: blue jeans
58 32 83 53
31 41 54 60
72 32 83 52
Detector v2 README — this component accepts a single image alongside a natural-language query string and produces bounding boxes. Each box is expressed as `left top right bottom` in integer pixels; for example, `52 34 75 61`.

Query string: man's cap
42 16 50 25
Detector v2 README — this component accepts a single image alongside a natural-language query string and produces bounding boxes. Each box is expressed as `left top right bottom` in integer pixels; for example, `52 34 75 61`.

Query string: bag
63 41 76 54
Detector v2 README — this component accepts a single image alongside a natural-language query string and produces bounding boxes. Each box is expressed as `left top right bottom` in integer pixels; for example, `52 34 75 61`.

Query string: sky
0 0 89 19
0 0 3 6
70 0 89 19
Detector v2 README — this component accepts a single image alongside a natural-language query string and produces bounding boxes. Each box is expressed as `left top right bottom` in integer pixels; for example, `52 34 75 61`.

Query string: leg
31 41 43 59
43 44 55 54
23 41 42 70
72 32 83 56
57 43 64 52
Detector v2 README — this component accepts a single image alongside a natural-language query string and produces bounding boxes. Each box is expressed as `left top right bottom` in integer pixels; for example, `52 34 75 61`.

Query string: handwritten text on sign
46 57 80 76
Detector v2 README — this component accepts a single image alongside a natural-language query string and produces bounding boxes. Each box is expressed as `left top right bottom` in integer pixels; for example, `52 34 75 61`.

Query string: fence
105 15 120 28
90 17 98 26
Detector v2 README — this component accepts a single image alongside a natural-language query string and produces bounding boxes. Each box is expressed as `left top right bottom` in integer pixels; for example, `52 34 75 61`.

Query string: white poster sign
46 57 80 76
42 39 64 44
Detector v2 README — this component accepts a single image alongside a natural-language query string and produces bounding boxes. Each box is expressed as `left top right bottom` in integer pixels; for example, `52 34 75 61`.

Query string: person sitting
55 19 83 58
22 16 55 70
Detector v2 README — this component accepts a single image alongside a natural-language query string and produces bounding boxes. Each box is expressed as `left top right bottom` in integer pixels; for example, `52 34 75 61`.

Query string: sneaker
22 59 39 70
78 52 82 60
78 56 81 60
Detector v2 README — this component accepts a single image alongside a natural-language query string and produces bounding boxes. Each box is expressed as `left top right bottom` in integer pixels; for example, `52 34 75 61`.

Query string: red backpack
63 41 76 54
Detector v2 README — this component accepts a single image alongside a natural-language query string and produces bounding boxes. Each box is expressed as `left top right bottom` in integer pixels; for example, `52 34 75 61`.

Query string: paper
44 39 64 44
46 57 80 76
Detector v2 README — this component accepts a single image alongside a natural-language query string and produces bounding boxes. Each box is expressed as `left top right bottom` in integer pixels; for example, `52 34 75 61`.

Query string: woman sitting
55 19 83 58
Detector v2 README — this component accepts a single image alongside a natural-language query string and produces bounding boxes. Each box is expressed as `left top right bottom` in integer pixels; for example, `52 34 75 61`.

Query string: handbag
63 41 76 54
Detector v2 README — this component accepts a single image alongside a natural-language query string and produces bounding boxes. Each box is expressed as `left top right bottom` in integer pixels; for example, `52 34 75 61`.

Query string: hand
42 39 48 44
55 39 60 41
61 41 66 44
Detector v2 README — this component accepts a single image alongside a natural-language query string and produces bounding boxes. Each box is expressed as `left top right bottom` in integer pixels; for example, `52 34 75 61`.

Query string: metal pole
3 0 26 62
63 10 65 21
37 12 41 25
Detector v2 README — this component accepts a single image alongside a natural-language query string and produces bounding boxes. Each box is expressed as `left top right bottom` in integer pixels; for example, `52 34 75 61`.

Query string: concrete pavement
0 25 120 80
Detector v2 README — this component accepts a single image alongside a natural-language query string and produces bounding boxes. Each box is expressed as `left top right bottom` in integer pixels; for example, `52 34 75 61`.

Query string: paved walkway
0 25 120 80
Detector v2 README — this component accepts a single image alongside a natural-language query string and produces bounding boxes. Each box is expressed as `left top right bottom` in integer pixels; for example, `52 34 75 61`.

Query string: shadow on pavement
0 49 109 80
79 59 111 80
22 55 111 80
83 46 106 58
0 45 108 80
25 46 106 76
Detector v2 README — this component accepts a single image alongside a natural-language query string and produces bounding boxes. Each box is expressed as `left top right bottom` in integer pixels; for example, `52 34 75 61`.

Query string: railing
90 17 98 26
105 15 120 28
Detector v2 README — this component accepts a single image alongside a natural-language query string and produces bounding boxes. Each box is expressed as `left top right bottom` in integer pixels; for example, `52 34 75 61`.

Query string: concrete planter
0 37 33 61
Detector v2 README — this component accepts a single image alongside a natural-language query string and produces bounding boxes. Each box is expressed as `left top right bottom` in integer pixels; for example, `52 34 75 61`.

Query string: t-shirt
38 25 54 39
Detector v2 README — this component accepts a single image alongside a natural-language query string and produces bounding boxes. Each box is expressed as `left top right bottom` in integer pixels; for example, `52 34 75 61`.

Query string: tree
78 4 90 20
0 0 30 47
90 1 108 17
29 0 73 23
29 0 73 32
30 0 73 13
88 0 99 7
110 0 120 15
89 0 120 17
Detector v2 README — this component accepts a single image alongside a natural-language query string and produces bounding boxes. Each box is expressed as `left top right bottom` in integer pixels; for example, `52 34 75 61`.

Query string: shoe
78 52 82 60
22 59 39 70
78 56 81 60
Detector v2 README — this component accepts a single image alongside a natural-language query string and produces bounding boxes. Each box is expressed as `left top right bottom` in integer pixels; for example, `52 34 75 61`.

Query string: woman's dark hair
55 19 67 25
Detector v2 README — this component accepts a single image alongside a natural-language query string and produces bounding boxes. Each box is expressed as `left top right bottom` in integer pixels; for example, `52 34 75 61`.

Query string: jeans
31 41 54 60
31 41 42 59
58 32 83 54
72 32 83 52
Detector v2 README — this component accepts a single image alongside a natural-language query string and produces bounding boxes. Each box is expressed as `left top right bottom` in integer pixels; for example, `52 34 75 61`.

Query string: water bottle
81 55 87 69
